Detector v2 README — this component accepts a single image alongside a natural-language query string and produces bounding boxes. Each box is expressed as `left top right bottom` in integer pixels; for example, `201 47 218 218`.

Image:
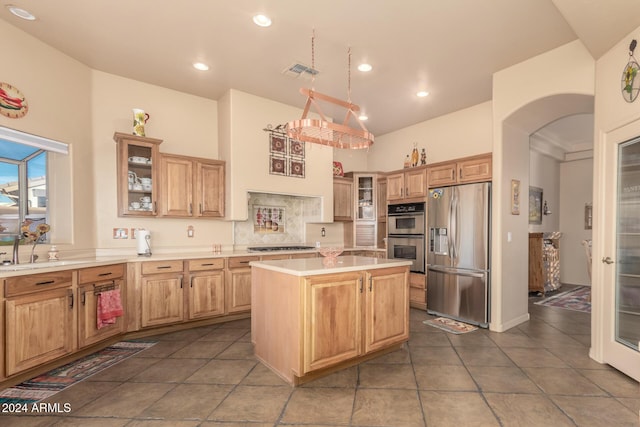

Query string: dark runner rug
0 340 156 405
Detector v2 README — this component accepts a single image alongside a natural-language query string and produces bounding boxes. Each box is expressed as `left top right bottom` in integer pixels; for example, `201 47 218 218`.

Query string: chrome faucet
12 235 20 265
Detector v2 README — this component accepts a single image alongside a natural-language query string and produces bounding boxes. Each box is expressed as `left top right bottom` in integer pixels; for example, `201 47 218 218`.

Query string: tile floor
1 291 639 426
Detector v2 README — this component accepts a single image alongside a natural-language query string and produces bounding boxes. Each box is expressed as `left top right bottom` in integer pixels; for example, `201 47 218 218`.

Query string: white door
598 124 640 382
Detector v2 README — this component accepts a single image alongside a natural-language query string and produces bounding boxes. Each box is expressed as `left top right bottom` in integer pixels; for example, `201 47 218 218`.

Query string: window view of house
0 139 48 244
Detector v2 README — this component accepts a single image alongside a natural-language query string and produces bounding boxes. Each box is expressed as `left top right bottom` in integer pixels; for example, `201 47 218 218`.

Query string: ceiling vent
282 62 319 80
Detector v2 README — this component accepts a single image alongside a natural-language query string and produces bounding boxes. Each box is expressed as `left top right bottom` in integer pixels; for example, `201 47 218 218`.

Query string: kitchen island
250 255 412 385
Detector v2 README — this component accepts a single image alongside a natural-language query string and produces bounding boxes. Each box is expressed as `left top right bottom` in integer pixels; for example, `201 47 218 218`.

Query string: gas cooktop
247 245 315 252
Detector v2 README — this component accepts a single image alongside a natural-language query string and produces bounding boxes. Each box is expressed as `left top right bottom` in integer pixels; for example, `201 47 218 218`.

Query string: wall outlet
187 225 194 238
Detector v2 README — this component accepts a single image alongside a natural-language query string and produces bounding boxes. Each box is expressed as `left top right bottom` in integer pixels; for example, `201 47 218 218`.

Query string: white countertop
0 247 387 277
250 255 412 276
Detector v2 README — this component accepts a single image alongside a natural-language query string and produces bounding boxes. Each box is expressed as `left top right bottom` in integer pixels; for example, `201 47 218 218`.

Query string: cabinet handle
359 277 363 293
36 280 55 286
189 203 193 215
81 291 86 306
153 201 157 214
201 263 215 266
459 168 463 179
180 275 184 289
157 265 172 269
69 292 74 309
452 169 456 181
400 188 403 197
369 276 373 292
98 272 113 277
199 203 203 214
190 276 194 287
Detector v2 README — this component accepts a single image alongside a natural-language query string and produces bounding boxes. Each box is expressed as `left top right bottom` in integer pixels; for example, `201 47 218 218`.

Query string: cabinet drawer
187 258 225 271
6 271 74 297
141 260 184 275
260 254 290 261
409 273 425 289
410 286 426 304
78 264 125 284
227 256 259 269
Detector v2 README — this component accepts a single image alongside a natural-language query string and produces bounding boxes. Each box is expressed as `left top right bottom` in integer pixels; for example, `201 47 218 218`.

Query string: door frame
591 117 640 382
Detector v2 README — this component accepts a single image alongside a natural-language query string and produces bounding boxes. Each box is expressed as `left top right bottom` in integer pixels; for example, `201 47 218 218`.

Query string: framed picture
289 138 305 158
269 155 286 176
289 158 305 178
510 179 520 215
529 186 543 224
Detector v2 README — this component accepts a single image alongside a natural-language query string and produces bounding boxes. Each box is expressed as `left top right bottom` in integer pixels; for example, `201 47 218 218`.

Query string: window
0 126 68 245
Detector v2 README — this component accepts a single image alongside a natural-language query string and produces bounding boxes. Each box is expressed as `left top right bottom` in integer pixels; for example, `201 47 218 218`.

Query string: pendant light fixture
286 31 374 149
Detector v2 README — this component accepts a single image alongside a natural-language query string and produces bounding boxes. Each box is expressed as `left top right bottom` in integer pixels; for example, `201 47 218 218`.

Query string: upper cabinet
114 132 162 217
387 166 428 201
333 176 354 221
115 132 224 218
159 154 225 218
428 153 492 187
355 174 376 221
377 174 387 222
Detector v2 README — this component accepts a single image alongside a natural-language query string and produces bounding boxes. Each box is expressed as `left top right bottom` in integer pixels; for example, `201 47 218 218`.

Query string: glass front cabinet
113 132 163 217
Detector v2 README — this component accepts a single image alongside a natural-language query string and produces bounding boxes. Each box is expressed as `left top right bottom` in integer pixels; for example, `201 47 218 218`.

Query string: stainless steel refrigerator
427 182 490 327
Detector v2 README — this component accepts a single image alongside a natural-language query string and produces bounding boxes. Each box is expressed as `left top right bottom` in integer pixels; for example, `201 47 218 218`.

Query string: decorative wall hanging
0 82 28 118
529 186 543 225
253 205 286 234
622 39 640 102
264 124 305 178
511 179 521 215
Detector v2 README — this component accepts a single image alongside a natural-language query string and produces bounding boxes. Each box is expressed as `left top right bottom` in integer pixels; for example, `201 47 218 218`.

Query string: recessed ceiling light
358 114 368 121
193 62 210 71
357 63 373 72
253 14 272 27
7 5 36 20
416 91 430 98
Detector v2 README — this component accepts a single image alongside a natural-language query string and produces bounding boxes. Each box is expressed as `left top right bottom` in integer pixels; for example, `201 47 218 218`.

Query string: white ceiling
3 0 640 146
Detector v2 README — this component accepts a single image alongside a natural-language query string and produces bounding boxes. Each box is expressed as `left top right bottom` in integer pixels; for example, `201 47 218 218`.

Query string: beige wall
91 71 234 254
492 40 595 332
0 20 93 257
219 89 334 222
367 101 493 172
528 150 560 233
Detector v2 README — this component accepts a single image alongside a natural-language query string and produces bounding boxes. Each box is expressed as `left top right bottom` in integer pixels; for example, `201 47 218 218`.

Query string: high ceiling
3 0 640 140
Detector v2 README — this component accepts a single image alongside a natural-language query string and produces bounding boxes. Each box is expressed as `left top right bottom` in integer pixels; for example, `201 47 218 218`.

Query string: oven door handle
428 265 485 278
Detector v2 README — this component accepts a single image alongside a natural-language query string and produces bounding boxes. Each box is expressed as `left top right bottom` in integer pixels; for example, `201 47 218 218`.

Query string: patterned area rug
534 286 591 313
0 340 156 404
423 317 478 334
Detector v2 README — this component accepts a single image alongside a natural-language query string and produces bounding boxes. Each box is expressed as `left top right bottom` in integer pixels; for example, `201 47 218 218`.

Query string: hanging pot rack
286 31 374 149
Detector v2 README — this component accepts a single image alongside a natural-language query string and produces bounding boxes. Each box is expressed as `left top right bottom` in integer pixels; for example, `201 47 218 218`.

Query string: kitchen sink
0 260 92 272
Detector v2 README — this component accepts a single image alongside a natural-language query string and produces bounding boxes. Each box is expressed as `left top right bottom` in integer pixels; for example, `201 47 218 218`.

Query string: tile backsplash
234 192 321 245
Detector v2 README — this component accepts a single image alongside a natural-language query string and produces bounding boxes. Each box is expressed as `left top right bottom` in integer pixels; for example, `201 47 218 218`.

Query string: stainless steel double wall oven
386 202 426 273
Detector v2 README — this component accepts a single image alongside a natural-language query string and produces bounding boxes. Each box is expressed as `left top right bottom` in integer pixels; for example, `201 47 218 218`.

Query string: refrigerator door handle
450 188 458 262
428 265 486 279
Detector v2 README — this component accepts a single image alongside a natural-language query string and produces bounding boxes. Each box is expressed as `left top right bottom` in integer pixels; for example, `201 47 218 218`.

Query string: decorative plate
0 82 28 118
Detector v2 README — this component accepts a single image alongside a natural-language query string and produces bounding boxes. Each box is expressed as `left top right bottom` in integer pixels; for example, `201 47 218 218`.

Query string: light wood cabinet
377 175 387 222
409 272 426 310
333 176 354 221
78 264 126 348
160 154 225 218
5 271 75 376
387 167 428 201
428 153 492 187
187 258 226 320
252 264 409 384
140 260 185 328
226 256 258 313
114 132 163 217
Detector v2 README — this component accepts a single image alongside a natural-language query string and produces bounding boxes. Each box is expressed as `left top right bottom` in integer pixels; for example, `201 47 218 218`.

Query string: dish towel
97 288 124 329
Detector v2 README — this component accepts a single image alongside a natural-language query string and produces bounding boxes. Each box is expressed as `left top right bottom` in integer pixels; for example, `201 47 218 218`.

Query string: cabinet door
386 172 405 200
377 176 387 221
141 274 184 327
6 288 75 376
189 271 225 319
160 154 193 217
78 280 125 348
303 272 362 373
405 168 428 198
428 163 457 187
333 177 353 221
226 268 252 313
409 272 426 310
196 160 225 217
458 156 492 183
364 268 409 353
355 174 375 220
114 132 162 217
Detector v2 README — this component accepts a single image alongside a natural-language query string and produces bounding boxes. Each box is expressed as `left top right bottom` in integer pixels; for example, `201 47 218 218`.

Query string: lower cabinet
140 260 185 328
5 271 75 376
409 272 427 310
187 258 225 320
303 267 409 373
225 256 258 313
77 264 126 348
